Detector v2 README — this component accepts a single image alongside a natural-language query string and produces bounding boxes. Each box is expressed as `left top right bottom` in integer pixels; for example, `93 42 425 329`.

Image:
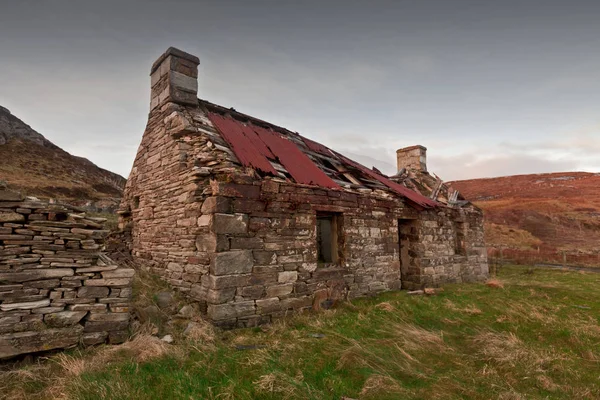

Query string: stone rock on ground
177 304 198 319
155 292 174 309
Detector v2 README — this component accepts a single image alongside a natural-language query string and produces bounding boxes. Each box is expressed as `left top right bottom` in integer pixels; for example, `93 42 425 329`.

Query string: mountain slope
451 172 600 252
0 106 126 203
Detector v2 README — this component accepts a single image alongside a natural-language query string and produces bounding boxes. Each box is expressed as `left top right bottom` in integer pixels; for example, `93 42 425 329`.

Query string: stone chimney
396 145 427 172
150 47 200 111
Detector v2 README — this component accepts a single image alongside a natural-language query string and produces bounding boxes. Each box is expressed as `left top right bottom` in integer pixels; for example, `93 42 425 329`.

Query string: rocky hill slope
451 172 600 252
0 106 126 209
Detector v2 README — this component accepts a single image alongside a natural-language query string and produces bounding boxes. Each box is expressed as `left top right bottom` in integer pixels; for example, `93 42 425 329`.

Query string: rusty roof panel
252 125 340 189
239 124 275 160
207 113 277 175
301 136 332 156
337 153 438 209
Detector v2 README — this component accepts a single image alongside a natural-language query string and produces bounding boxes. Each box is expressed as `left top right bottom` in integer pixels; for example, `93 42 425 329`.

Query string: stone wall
119 103 228 296
191 177 412 328
0 187 133 359
119 99 488 328
400 206 488 290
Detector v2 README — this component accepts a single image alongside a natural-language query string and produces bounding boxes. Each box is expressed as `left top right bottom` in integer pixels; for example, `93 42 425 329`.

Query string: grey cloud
430 154 579 181
1 0 600 180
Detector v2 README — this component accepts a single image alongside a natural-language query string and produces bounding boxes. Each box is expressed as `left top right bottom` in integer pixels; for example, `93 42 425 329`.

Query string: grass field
1 265 599 399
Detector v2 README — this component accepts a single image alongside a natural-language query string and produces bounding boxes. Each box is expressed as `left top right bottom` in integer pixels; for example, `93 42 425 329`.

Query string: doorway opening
398 218 418 288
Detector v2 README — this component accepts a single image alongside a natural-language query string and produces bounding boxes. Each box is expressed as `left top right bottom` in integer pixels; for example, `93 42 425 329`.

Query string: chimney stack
396 145 427 172
150 47 200 111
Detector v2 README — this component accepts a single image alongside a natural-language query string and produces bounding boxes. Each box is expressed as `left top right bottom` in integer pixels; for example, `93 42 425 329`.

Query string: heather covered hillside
0 106 125 208
451 172 600 253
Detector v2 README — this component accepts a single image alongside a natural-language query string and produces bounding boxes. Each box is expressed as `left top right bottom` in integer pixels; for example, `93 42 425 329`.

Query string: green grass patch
2 265 599 399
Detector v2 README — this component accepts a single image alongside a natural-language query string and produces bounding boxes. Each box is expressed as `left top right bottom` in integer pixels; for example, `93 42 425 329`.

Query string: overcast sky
1 0 599 181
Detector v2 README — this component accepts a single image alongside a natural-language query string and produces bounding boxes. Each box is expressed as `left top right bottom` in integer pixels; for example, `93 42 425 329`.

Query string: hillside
451 172 600 252
0 106 126 208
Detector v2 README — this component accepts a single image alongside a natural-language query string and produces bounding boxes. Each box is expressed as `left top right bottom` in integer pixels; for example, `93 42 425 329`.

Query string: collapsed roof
201 100 439 210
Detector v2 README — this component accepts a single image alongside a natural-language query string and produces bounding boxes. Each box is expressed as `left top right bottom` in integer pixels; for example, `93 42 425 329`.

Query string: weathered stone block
212 213 248 234
0 190 24 202
82 331 108 346
44 311 87 328
256 298 281 314
205 288 236 304
207 301 255 321
84 278 132 288
280 296 312 310
203 273 250 290
197 215 212 227
102 268 135 278
68 303 107 312
265 284 294 297
86 313 129 322
278 271 298 284
0 212 25 223
230 237 264 250
77 286 110 298
0 299 50 311
0 325 83 360
201 197 231 214
239 285 265 299
195 233 217 252
210 250 253 276
0 269 74 282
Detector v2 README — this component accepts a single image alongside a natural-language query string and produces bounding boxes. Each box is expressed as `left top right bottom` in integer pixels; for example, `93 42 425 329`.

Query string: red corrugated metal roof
336 153 438 209
301 136 332 157
239 124 275 160
252 125 340 189
207 110 437 208
207 112 277 175
207 112 339 189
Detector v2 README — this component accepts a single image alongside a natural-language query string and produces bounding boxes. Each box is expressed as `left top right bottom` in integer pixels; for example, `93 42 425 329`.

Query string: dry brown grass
390 323 447 352
359 374 406 397
182 319 216 344
374 301 395 311
504 302 558 325
443 299 482 315
253 371 306 399
472 331 532 367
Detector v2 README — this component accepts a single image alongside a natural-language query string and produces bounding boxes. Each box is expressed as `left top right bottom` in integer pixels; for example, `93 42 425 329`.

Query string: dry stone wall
401 207 488 290
0 187 133 359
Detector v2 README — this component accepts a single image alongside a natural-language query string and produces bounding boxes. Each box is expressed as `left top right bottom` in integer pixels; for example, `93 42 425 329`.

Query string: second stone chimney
150 47 200 111
396 145 427 172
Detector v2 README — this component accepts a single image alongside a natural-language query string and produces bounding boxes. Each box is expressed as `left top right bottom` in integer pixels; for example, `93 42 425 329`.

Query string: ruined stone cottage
119 47 488 328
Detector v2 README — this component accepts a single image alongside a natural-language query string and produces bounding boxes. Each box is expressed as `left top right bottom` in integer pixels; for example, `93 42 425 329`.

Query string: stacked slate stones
0 184 133 359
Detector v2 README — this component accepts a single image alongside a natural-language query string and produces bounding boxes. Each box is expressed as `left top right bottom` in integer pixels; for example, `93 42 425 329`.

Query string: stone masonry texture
0 187 133 359
119 47 488 329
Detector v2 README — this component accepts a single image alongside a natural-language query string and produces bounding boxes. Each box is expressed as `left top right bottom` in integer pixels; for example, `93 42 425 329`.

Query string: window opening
455 221 466 256
317 212 343 265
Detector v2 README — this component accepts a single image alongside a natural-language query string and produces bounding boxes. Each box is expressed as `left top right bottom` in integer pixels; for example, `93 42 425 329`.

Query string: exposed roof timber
201 100 439 209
